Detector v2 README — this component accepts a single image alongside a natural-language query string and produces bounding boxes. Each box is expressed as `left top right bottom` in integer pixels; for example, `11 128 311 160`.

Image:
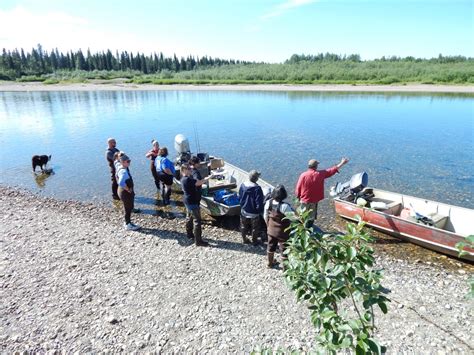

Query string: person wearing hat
145 139 161 191
180 164 212 246
105 138 120 200
116 153 140 231
238 169 264 245
295 157 349 228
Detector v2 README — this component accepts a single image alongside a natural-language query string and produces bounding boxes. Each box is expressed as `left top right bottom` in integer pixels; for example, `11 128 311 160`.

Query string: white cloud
261 0 318 20
0 6 187 56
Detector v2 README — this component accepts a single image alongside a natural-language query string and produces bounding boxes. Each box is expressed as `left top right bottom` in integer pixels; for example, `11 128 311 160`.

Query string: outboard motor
331 172 368 202
174 134 191 164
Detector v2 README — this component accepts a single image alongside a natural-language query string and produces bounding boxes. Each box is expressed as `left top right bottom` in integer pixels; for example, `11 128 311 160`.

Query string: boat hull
334 198 474 261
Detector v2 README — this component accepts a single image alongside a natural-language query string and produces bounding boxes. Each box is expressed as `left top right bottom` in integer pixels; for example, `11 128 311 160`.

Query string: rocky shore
1 186 472 353
1 81 474 93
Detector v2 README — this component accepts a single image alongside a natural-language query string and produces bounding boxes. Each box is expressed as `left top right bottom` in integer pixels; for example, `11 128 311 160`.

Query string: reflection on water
33 170 55 188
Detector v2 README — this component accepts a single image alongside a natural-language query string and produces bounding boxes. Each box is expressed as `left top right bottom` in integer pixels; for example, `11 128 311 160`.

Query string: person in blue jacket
155 147 176 206
239 170 264 245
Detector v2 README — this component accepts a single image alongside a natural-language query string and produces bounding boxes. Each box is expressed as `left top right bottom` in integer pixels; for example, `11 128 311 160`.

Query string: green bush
43 78 60 85
16 75 45 82
284 212 389 354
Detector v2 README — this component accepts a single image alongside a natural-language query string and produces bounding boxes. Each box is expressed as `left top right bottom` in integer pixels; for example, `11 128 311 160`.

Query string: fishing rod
193 121 201 153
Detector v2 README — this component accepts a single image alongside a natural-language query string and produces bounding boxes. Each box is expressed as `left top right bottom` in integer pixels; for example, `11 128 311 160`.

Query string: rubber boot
194 223 208 247
267 252 277 268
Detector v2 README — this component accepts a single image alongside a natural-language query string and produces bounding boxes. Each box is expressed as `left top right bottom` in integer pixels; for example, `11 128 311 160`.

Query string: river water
1 90 472 206
1 89 473 264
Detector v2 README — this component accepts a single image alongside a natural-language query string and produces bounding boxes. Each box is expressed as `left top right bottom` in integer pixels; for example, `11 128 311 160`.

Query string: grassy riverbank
2 46 472 85
6 61 474 86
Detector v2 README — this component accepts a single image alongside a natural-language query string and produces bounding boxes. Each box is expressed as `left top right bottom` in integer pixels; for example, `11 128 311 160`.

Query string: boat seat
210 158 224 170
208 182 237 193
370 198 402 215
425 213 448 229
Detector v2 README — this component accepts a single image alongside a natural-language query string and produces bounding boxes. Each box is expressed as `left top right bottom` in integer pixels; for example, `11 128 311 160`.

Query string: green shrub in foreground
285 212 389 354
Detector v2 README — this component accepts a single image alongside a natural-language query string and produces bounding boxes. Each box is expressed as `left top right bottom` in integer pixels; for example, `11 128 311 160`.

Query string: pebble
1 186 473 353
106 316 119 324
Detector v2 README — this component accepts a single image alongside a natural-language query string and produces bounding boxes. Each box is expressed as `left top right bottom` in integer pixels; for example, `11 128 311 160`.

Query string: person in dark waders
264 185 294 269
155 147 175 206
180 164 212 247
145 139 161 191
239 170 264 245
105 138 120 200
116 154 140 231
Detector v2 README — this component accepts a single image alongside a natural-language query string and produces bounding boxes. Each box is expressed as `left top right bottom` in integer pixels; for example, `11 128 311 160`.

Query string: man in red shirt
295 157 349 227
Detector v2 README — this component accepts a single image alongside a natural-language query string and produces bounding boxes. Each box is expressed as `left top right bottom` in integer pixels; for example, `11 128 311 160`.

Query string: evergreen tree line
0 44 251 79
285 53 472 64
0 44 472 84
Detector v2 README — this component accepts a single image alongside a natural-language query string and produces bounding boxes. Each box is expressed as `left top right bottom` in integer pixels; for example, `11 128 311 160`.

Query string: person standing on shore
189 156 204 192
145 140 161 191
155 147 175 206
239 170 264 245
180 164 211 246
264 185 293 269
116 154 140 231
295 157 349 228
105 138 120 200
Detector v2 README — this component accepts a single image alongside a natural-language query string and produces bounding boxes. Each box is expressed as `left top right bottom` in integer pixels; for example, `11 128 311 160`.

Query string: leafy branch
284 210 389 354
455 235 474 299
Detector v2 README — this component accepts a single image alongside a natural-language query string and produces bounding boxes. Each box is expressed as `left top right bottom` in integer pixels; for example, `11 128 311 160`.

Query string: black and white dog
32 155 51 172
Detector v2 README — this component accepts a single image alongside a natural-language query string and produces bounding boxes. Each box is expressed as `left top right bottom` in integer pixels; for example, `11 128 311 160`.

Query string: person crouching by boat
117 154 140 231
145 140 161 191
295 157 349 228
180 164 211 247
264 185 293 269
155 147 176 205
105 138 120 200
239 170 264 245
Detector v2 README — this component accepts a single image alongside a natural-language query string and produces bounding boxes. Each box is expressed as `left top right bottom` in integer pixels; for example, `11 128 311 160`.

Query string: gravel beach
1 81 474 93
1 186 473 353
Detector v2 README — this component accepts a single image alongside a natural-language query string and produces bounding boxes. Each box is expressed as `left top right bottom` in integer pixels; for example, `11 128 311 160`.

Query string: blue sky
0 0 472 62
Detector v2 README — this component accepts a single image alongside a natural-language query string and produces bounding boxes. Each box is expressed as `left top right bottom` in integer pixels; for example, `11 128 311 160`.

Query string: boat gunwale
335 211 473 259
333 189 473 238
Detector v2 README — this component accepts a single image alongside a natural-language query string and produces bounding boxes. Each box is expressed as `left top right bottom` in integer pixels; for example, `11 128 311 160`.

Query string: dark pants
267 235 288 261
150 160 161 191
240 215 261 243
118 188 135 224
110 167 119 198
299 202 318 228
186 206 203 244
158 173 173 205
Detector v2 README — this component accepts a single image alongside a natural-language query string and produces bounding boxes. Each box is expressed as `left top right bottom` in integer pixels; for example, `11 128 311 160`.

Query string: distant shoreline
1 81 473 93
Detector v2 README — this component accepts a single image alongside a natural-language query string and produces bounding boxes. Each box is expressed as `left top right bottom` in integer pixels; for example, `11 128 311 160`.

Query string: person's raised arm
336 157 349 170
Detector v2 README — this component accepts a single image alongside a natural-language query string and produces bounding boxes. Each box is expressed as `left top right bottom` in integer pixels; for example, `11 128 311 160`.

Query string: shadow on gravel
209 239 267 256
135 195 185 208
137 226 268 255
137 227 194 247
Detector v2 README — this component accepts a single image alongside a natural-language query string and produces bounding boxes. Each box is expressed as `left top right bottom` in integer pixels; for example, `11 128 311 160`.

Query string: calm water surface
1 90 473 212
